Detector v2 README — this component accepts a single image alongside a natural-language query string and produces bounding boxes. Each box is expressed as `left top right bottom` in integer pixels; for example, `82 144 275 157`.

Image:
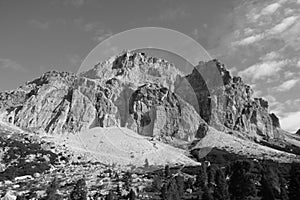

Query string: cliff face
0 71 118 134
0 52 204 141
0 51 282 142
182 59 282 140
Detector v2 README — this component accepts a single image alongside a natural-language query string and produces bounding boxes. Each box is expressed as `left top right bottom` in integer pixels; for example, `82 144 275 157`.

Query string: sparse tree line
11 159 300 200
156 160 300 200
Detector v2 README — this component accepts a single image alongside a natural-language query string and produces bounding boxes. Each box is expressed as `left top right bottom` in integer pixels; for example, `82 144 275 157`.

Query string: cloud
253 90 263 97
73 19 112 43
268 16 298 35
0 58 25 71
93 30 113 43
280 111 300 132
238 60 289 81
63 0 89 7
276 79 299 91
67 54 82 66
284 71 294 78
243 28 254 36
234 33 265 46
260 51 281 61
261 3 281 15
149 6 188 22
297 60 300 67
28 19 50 30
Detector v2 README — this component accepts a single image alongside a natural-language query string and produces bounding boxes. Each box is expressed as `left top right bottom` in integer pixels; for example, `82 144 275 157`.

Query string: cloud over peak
234 33 265 46
268 16 298 35
261 3 281 15
276 79 299 91
0 58 25 71
238 60 289 81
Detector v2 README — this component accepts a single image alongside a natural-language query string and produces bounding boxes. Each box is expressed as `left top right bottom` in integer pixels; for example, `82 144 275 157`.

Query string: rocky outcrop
128 83 205 141
0 71 118 134
0 52 205 141
296 129 300 135
0 51 283 142
181 59 282 140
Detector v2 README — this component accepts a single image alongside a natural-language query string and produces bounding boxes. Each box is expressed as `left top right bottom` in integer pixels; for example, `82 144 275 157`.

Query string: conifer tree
213 169 229 200
261 174 275 200
229 160 257 200
289 162 300 200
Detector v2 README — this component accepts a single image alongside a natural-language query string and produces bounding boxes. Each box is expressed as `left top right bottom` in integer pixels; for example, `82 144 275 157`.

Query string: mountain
0 51 299 162
1 51 300 199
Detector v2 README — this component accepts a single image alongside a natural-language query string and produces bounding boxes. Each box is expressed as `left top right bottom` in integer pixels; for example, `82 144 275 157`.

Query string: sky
0 0 299 132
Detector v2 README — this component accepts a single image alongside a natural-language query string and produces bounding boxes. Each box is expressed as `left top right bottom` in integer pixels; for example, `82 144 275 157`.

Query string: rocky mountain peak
0 51 283 143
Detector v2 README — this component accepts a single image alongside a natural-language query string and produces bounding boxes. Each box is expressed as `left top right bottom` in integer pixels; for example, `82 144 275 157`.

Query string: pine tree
128 189 136 200
175 175 185 197
213 169 229 200
152 175 162 192
207 165 217 186
195 164 208 188
161 183 168 200
289 162 300 200
261 174 275 200
165 165 170 178
202 185 213 200
43 178 63 200
229 160 257 200
160 178 181 200
279 173 288 200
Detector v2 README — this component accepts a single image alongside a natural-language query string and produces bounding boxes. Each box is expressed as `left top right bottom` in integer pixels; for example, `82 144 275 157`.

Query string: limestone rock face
0 52 204 141
184 59 282 140
0 71 117 134
0 51 283 142
128 83 204 141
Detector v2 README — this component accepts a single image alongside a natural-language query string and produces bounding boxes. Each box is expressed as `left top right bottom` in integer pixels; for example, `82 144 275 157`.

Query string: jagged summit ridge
0 51 283 143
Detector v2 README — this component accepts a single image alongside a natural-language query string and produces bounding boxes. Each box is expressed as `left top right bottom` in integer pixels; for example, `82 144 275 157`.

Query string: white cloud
276 79 299 91
244 28 254 36
261 3 281 15
93 30 113 42
28 19 50 30
268 16 298 35
0 58 25 71
73 19 112 43
63 0 88 7
284 71 294 79
280 111 300 132
297 60 300 67
284 8 293 15
238 60 289 81
152 6 188 22
260 51 280 61
67 54 82 66
253 90 263 97
297 0 300 4
234 34 265 46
